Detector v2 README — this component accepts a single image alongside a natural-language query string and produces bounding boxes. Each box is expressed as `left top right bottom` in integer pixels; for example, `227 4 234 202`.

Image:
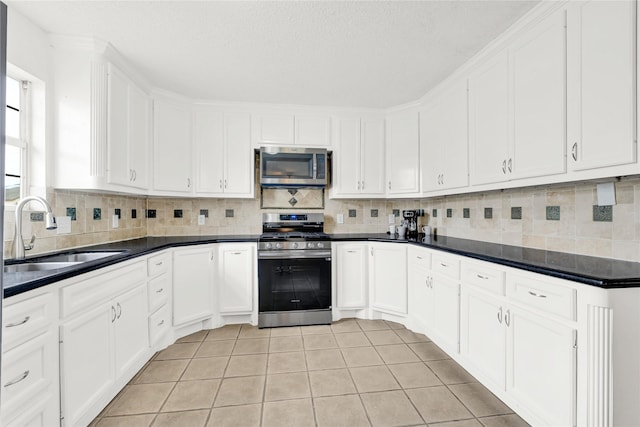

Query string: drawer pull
528 291 547 299
440 262 448 268
156 288 164 293
158 320 165 326
416 256 423 259
155 261 163 266
4 370 29 387
476 274 488 280
347 250 356 253
233 252 242 255
6 316 30 328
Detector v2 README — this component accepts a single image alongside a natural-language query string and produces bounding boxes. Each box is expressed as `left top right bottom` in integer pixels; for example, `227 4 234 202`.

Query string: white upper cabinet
567 0 636 171
152 97 193 193
295 115 332 147
194 108 254 198
331 116 385 198
420 80 469 193
386 107 420 196
469 7 567 186
107 64 150 190
253 112 332 147
252 113 295 146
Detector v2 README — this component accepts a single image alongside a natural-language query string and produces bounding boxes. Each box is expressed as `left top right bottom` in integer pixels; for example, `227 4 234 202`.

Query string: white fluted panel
587 305 612 427
90 61 107 177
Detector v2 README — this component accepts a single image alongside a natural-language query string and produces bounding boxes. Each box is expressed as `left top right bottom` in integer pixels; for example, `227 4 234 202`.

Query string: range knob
265 243 273 250
317 242 325 248
291 242 298 249
307 242 315 248
276 242 283 249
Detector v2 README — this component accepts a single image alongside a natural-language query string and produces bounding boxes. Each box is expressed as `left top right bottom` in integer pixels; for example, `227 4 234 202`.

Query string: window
5 75 28 204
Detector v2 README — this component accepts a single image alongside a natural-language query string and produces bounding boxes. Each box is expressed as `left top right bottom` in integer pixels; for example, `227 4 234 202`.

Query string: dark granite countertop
5 233 640 298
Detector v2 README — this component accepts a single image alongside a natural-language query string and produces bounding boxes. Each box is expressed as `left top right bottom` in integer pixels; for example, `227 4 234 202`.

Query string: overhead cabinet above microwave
259 147 328 187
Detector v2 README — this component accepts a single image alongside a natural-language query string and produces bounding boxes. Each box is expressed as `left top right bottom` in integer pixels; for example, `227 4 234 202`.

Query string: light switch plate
337 213 344 224
57 216 71 234
198 214 205 225
112 215 119 228
388 214 395 224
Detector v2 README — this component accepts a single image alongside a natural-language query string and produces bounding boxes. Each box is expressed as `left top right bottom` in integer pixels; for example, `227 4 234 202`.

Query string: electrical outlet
337 213 344 224
198 214 205 225
112 214 119 228
388 214 395 224
57 216 71 234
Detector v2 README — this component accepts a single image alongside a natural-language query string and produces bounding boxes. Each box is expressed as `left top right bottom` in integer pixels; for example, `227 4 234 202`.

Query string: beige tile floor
91 319 531 427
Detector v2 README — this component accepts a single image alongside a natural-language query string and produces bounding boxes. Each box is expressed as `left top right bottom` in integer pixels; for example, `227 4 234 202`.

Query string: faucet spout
12 196 57 260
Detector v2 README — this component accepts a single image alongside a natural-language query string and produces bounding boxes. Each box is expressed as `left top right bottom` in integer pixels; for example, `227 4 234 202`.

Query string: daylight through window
5 76 27 203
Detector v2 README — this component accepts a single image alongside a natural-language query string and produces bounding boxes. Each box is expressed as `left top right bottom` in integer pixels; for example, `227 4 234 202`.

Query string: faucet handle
24 235 36 251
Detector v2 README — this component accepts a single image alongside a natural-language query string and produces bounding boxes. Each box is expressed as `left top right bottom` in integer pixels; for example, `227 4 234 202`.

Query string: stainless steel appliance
258 213 332 328
259 147 328 187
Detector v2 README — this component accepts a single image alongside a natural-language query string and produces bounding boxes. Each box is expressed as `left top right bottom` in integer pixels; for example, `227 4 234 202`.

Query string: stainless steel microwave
259 147 328 187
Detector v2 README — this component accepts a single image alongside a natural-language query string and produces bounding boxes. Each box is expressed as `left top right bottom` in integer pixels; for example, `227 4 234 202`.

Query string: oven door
258 250 332 313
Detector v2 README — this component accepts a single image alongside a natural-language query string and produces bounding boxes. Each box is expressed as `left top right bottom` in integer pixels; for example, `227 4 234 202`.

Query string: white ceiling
8 0 538 109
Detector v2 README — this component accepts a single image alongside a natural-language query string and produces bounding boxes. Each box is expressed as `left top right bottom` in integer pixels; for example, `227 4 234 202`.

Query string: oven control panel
259 240 328 251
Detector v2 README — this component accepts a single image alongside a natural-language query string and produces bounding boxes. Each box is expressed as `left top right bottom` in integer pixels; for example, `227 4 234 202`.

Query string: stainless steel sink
4 262 82 273
41 251 124 263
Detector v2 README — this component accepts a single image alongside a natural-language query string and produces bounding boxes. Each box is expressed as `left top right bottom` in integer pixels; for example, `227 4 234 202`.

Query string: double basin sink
4 251 125 273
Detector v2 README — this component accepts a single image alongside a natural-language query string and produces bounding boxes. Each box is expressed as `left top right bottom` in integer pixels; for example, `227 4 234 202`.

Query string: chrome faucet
12 196 57 259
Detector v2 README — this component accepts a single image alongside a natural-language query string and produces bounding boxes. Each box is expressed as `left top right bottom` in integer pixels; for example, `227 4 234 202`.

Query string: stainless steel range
258 213 332 328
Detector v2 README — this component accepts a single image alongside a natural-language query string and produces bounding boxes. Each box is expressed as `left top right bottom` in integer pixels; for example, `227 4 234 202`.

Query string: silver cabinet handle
571 142 578 161
528 291 547 299
441 174 444 185
187 178 191 188
129 169 133 181
505 309 511 327
6 316 30 328
219 179 223 189
425 278 429 287
233 252 242 255
440 262 448 267
507 158 512 173
476 274 488 280
111 306 117 322
346 250 356 253
361 181 365 190
371 247 374 256
133 169 137 181
155 261 163 266
497 307 503 324
416 256 423 259
502 160 507 174
116 302 122 319
357 181 361 190
156 288 164 293
4 370 29 387
224 179 227 189
158 320 165 326
388 181 391 190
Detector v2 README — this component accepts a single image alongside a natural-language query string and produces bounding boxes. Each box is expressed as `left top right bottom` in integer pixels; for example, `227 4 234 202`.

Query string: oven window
259 257 331 312
262 153 313 178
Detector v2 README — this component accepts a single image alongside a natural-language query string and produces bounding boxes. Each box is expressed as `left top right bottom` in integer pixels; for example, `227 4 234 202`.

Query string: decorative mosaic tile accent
131 209 137 219
115 208 121 219
349 209 357 218
432 209 437 218
484 208 493 219
446 208 453 218
593 205 613 222
92 208 100 220
225 209 234 218
393 209 400 217
200 209 209 218
370 209 378 218
145 209 156 219
30 212 44 222
174 209 183 218
66 207 77 221
511 207 522 220
546 206 560 221
288 197 298 206
463 208 470 219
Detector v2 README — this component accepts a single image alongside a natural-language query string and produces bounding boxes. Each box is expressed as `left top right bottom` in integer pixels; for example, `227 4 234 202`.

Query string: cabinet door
60 303 114 427
440 81 470 190
360 118 386 195
431 274 460 354
332 118 361 196
567 0 636 171
419 101 442 192
218 244 255 314
295 115 331 147
252 113 294 145
173 246 214 326
511 8 566 180
336 244 368 309
469 51 510 185
223 112 253 196
408 265 431 330
153 99 192 192
113 284 149 379
460 286 506 389
386 109 420 195
128 85 150 189
107 65 130 187
370 244 407 315
506 307 576 426
194 109 224 194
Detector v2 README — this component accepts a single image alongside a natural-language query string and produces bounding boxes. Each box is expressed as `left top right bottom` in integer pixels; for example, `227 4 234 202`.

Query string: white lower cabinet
334 243 369 309
370 243 408 315
407 246 431 330
173 245 215 326
217 243 256 314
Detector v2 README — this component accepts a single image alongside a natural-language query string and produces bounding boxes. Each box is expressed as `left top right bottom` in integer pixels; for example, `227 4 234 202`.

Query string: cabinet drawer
408 246 431 270
3 292 55 351
61 260 146 318
461 260 505 295
432 253 460 280
149 304 170 346
507 272 576 320
148 252 169 277
1 332 51 417
148 273 170 312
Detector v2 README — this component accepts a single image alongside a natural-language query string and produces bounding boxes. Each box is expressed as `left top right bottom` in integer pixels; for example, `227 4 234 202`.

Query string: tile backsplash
6 177 640 262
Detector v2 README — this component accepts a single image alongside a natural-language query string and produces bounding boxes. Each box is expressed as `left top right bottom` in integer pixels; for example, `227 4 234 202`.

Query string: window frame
5 75 29 206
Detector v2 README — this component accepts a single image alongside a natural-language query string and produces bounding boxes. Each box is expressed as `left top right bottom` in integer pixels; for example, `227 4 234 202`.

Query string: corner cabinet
217 243 256 315
193 107 254 198
385 108 420 196
152 97 193 194
334 242 369 310
370 243 407 315
172 245 215 326
331 116 386 198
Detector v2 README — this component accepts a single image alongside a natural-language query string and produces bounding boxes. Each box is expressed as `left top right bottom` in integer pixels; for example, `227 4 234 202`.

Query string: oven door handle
258 250 332 260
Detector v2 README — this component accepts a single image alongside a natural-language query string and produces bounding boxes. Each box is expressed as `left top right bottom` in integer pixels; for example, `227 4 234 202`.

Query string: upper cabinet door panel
386 108 420 195
193 109 224 194
419 100 442 192
333 117 361 195
468 51 510 186
153 99 192 193
361 118 386 195
511 8 567 180
440 81 470 190
295 115 332 147
128 85 150 189
224 112 253 195
107 66 130 187
252 113 295 146
568 0 636 171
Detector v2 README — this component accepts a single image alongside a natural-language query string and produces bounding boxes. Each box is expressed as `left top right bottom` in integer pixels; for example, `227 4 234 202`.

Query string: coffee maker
402 210 422 238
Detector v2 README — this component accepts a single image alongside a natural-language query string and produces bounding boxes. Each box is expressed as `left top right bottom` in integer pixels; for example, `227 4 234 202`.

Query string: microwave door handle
312 154 318 179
